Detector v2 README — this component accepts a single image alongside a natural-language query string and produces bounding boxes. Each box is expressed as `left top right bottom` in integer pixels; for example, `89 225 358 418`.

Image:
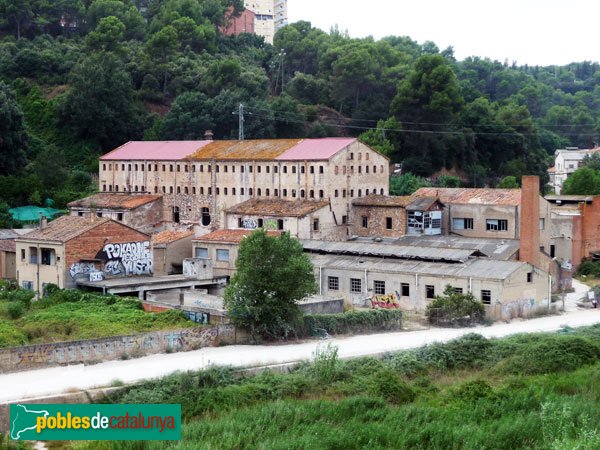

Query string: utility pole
232 103 244 141
279 49 286 93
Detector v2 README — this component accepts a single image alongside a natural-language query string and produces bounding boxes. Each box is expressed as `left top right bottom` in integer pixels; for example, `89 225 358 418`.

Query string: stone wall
351 205 406 238
0 325 250 374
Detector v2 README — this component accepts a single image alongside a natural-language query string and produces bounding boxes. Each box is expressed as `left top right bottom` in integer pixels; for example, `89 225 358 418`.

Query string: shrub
312 343 341 383
426 285 485 326
7 301 24 319
450 379 494 403
302 310 402 337
367 367 416 404
576 260 600 278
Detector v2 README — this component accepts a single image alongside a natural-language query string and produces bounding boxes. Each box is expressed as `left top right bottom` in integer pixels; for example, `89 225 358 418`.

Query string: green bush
302 309 402 337
7 301 24 319
576 260 600 277
426 285 485 326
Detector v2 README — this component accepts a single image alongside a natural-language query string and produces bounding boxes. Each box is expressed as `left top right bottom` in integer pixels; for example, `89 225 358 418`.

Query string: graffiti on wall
100 241 153 276
69 262 97 279
0 327 219 372
370 293 400 309
241 218 258 229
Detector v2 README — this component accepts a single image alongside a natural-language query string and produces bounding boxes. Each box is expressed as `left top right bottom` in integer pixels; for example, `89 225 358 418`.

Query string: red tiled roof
352 195 413 207
276 138 356 160
100 141 210 161
225 199 329 217
17 216 113 243
68 193 162 210
413 188 522 206
193 229 281 244
0 240 16 252
152 230 194 245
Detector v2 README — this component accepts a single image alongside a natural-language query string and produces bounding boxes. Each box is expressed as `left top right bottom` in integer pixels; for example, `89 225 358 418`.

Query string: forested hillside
0 0 599 211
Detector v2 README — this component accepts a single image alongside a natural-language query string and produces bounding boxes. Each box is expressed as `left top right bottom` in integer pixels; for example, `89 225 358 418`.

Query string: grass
0 283 195 348
71 326 600 450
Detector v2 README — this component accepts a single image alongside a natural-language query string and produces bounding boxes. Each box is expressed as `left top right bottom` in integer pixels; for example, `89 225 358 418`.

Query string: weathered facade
350 196 412 238
0 240 16 279
551 147 600 194
224 198 342 240
98 139 390 236
16 216 151 297
152 230 195 276
68 193 163 234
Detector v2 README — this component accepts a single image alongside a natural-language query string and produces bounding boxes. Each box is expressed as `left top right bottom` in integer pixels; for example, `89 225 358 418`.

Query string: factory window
128 164 132 171
102 185 106 192
154 164 158 171
350 152 354 160
241 166 244 173
176 186 180 194
240 188 244 195
208 165 212 172
366 166 369 174
195 247 208 259
21 249 25 260
301 166 305 174
481 290 492 305
373 165 377 173
29 247 38 264
550 245 556 258
184 187 188 194
362 216 368 228
200 165 204 172
309 190 314 198
374 280 385 295
224 165 228 173
177 164 181 172
184 164 188 172
170 164 173 172
401 283 410 297
192 187 196 195
277 219 284 230
365 189 369 195
192 165 195 172
426 285 435 299
342 215 348 225
200 187 204 195
350 189 354 197
266 188 270 196
313 219 319 231
310 166 315 174
300 189 305 198
292 166 296 174
102 164 106 171
319 190 324 198
351 278 362 293
232 188 236 195
216 249 230 261
257 188 262 196
208 187 212 195
451 287 463 294
215 187 220 195
335 190 339 198
161 186 165 193
274 189 278 196
117 213 123 221
249 166 253 173
216 165 220 173
386 217 393 229
358 166 362 174
527 272 533 283
172 206 180 223
274 166 278 173
201 207 211 226
328 276 339 291
283 189 288 197
224 187 228 195
258 219 263 228
291 189 296 198
539 218 545 230
453 218 474 230
266 166 270 173
343 189 347 198
283 166 287 174
319 166 324 174
486 219 508 231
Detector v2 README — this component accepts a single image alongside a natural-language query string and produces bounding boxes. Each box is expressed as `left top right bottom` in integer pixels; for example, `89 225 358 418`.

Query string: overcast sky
287 0 600 66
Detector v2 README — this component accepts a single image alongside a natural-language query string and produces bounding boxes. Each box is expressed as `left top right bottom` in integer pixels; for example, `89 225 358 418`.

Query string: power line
244 108 600 138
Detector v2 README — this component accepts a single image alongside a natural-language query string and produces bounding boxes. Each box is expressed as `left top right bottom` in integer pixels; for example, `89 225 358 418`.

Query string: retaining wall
0 325 249 374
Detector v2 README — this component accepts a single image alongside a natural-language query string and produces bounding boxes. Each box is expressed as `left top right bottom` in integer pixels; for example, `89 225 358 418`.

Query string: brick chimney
519 175 540 267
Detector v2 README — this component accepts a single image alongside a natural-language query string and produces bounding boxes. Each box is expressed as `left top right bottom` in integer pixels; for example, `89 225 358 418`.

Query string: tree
60 52 144 151
436 175 462 188
224 229 316 339
389 172 431 196
582 153 600 171
0 82 27 176
497 176 519 188
146 25 179 92
85 16 125 53
159 91 214 140
562 167 600 195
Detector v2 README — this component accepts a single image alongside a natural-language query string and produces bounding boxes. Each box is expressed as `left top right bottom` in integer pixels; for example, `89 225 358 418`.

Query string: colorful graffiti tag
101 241 153 276
370 293 401 309
69 262 97 279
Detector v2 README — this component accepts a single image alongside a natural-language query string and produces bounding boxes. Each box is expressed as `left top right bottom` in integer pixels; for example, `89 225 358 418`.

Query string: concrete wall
226 207 345 241
192 241 238 278
314 258 550 321
153 235 194 276
0 325 252 374
15 241 65 297
350 205 406 238
299 298 344 315
446 204 519 239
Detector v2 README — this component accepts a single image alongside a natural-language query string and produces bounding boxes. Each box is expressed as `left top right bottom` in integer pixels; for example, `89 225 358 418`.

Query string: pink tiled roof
276 138 357 161
100 141 211 161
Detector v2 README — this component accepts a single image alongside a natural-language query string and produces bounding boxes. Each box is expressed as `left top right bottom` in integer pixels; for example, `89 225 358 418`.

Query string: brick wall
519 176 540 267
65 220 149 269
581 197 600 262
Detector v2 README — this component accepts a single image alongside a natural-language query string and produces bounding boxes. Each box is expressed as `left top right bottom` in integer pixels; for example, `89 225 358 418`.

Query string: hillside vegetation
0 0 599 214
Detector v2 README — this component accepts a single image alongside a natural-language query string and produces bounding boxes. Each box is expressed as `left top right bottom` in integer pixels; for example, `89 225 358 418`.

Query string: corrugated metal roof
189 139 301 160
68 193 162 210
302 240 484 263
309 254 524 281
393 235 520 261
545 195 593 203
226 199 329 217
413 187 521 206
406 197 444 211
100 141 210 161
352 195 413 207
276 138 356 160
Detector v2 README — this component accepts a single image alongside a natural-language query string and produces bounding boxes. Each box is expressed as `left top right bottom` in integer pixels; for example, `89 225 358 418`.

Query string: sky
287 0 600 66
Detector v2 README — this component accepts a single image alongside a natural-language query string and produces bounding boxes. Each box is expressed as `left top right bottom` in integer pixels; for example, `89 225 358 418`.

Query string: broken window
173 206 180 223
481 290 491 304
201 207 211 226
